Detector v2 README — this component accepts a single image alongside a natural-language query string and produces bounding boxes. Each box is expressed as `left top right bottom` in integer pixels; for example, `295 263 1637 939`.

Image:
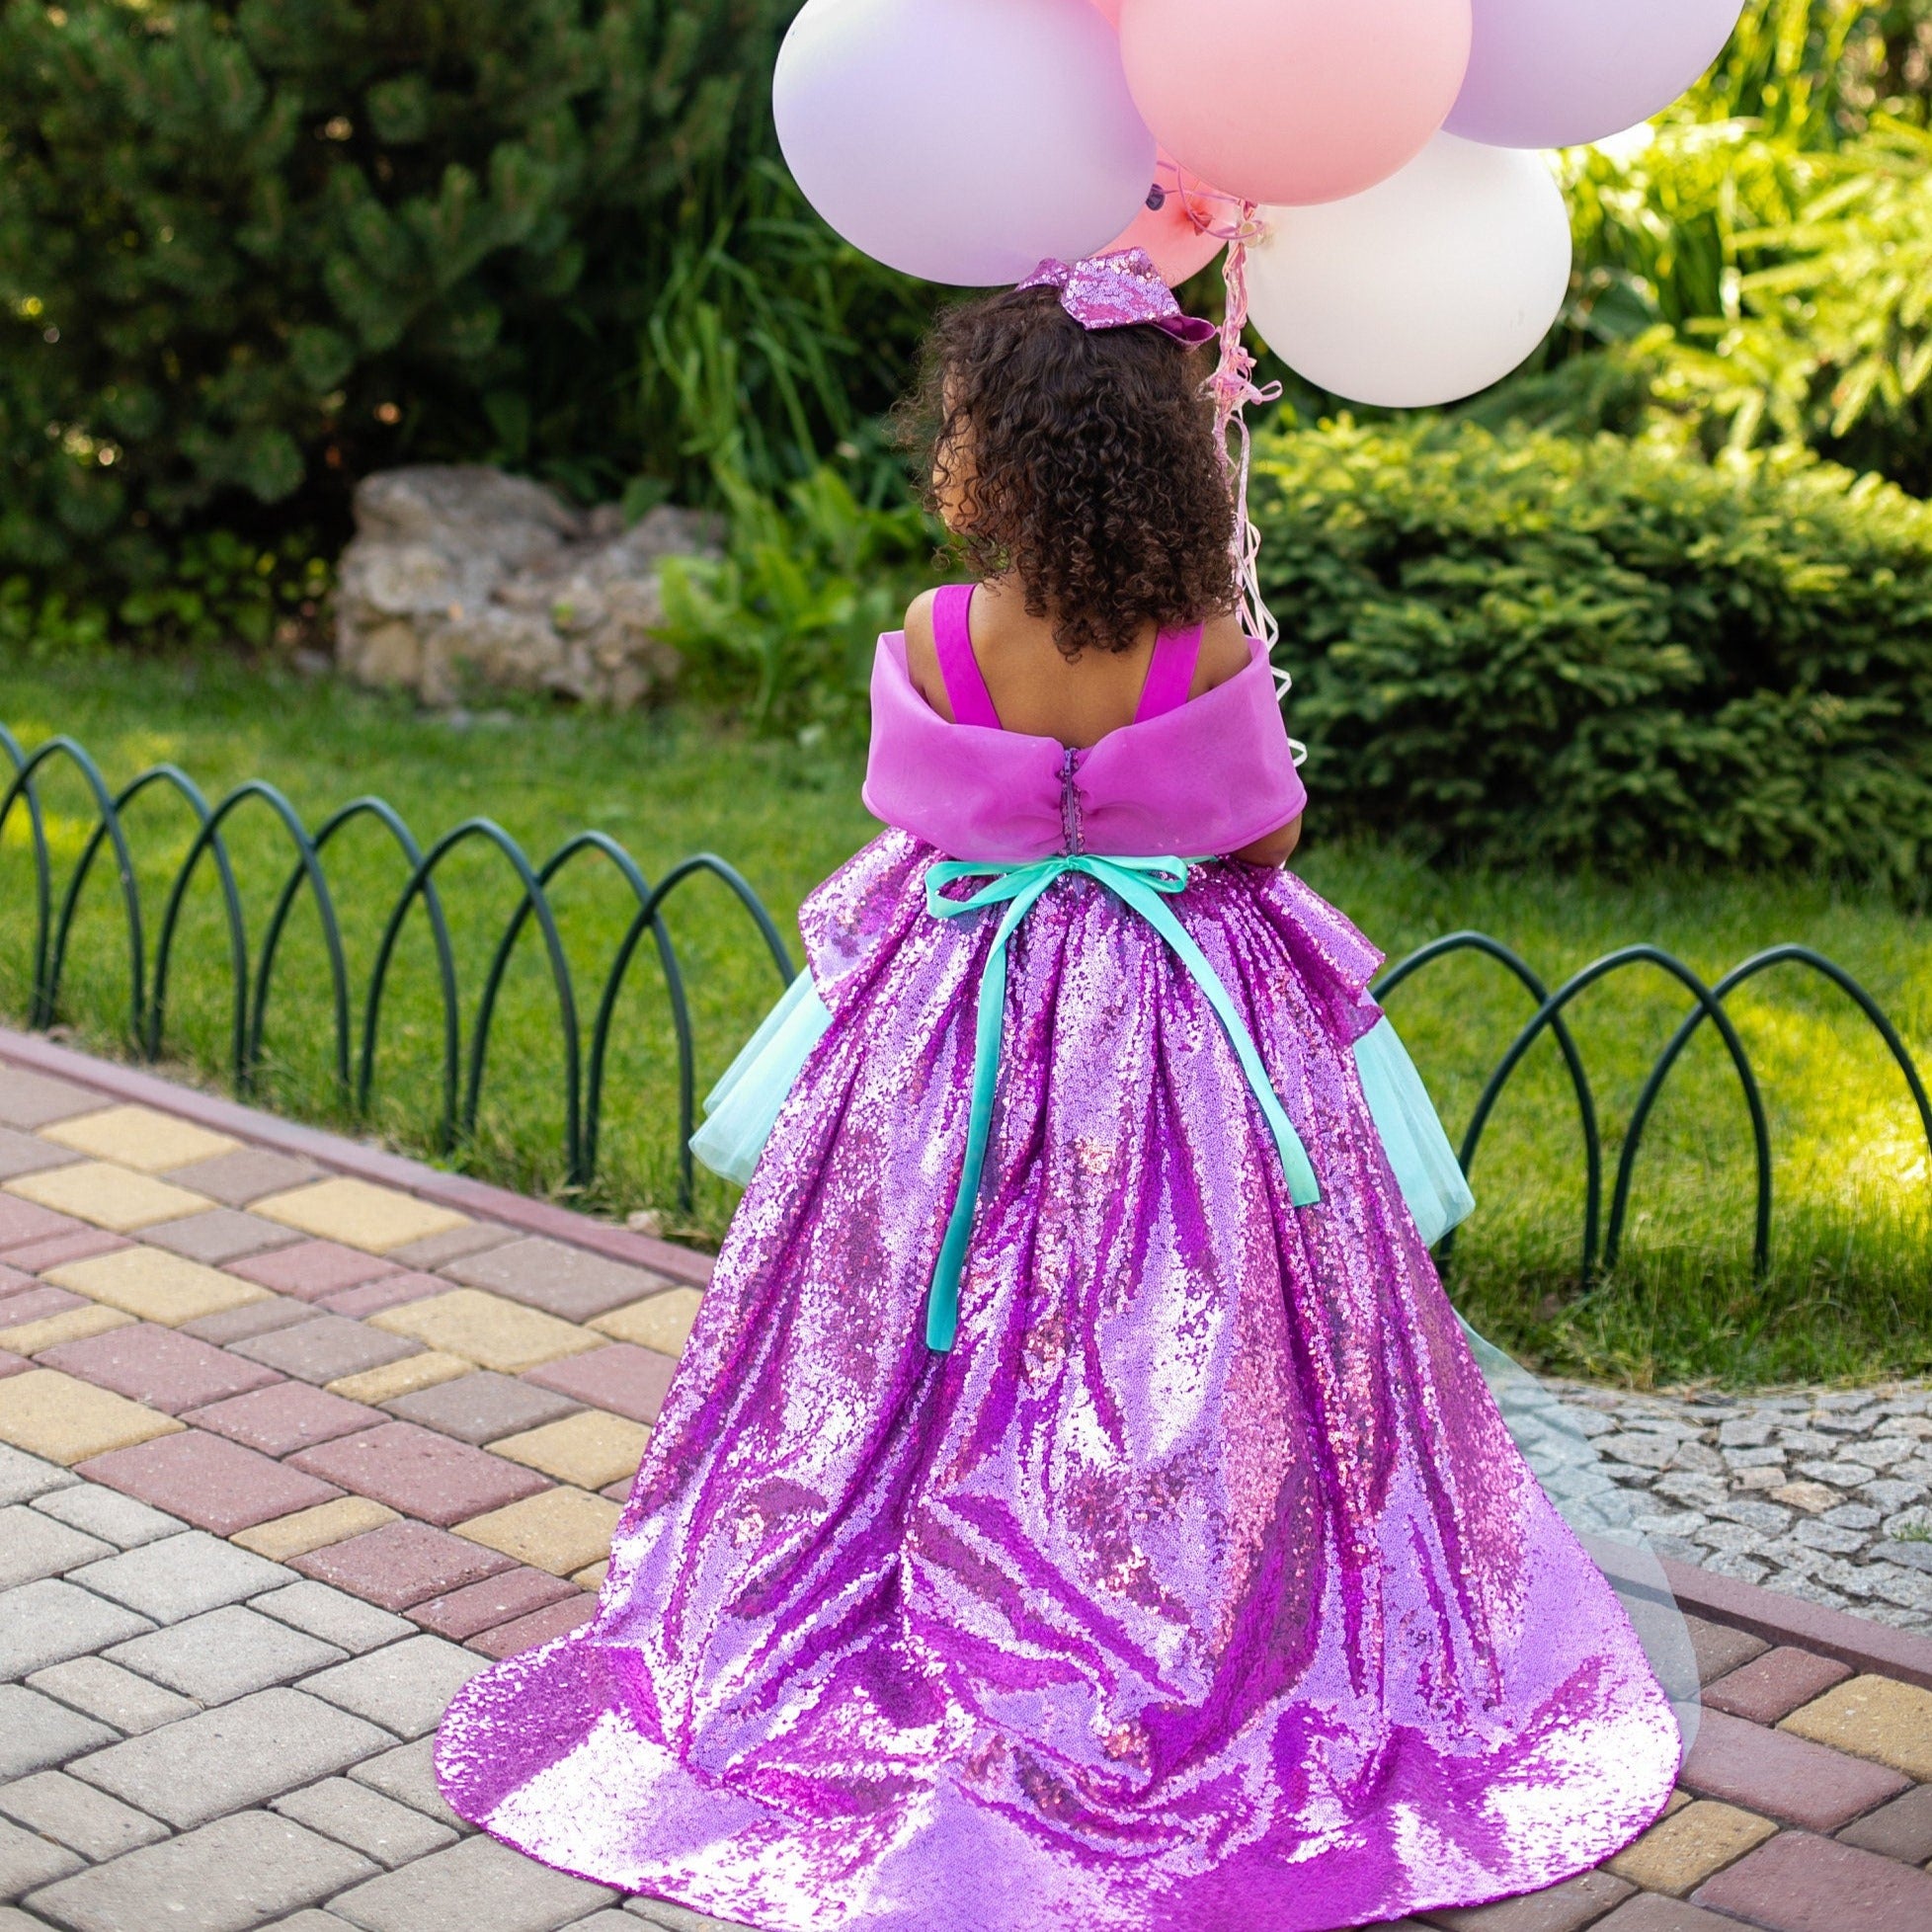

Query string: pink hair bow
1016 249 1219 347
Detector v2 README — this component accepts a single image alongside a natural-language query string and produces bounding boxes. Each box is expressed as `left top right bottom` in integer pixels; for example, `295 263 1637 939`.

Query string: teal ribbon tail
922 854 1322 1355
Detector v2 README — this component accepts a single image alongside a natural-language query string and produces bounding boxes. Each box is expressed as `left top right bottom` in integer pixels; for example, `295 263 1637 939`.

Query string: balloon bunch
774 0 1745 410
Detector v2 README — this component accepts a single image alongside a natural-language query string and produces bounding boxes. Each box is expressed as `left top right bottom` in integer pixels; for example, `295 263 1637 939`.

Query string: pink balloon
1090 0 1121 22
1102 153 1227 286
1118 0 1473 208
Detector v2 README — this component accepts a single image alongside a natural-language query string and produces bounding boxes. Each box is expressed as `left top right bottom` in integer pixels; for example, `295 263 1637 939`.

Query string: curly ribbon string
1168 182 1303 756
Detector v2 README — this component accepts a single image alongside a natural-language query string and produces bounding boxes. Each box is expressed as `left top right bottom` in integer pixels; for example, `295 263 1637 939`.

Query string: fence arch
2 726 1927 1248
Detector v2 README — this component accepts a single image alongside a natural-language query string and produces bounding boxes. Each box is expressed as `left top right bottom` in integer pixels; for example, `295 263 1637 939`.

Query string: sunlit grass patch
2 645 1928 1389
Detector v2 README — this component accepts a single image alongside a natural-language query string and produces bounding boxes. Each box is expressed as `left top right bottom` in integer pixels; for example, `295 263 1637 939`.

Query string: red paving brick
317 1270 448 1320
143 1207 302 1267
1704 1648 1854 1726
162 1146 322 1206
0 1284 87 1326
292 1517 517 1610
466 1594 597 1659
446 1236 672 1324
1679 1708 1909 1831
184 1381 385 1457
602 1475 634 1504
382 1371 580 1446
39 1322 282 1413
1692 1827 1932 1932
227 1313 421 1385
0 1125 80 1176
180 1294 313 1346
1423 1869 1634 1931
288 1419 549 1527
78 1428 344 1534
0 1348 28 1378
0 1196 83 1248
227 1240 399 1301
0 1261 38 1295
1590 1896 1747 1931
1836 1783 1932 1864
524 1342 677 1425
4 1228 131 1272
408 1566 578 1642
1683 1614 1772 1686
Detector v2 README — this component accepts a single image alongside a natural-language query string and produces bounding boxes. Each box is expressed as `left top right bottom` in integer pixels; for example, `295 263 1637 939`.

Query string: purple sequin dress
437 620 1680 1930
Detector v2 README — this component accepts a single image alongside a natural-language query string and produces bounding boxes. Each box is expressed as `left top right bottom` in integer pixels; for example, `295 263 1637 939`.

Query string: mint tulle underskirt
692 970 1479 1250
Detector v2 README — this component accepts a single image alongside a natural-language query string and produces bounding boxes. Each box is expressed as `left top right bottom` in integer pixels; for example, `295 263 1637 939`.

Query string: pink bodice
861 619 1307 862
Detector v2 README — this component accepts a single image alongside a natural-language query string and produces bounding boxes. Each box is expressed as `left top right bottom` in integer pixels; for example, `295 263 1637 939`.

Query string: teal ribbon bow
923 853 1322 1354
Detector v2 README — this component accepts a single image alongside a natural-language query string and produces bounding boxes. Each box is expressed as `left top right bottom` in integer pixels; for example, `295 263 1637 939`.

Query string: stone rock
335 466 719 710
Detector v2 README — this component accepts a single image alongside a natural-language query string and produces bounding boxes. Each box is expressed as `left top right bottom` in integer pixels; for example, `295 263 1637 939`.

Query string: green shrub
1254 417 1932 891
0 0 930 600
657 464 938 740
0 528 332 661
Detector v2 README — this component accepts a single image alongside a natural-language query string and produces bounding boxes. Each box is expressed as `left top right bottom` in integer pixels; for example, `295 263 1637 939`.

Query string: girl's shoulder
902 589 950 721
1192 610 1250 700
903 588 1248 724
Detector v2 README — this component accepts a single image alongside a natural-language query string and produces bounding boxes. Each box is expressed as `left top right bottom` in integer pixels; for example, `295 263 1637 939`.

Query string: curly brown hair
900 284 1237 660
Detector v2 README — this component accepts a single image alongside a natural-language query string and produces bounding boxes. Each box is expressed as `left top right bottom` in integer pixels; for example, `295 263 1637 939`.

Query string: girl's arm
1200 612 1303 867
1234 814 1304 869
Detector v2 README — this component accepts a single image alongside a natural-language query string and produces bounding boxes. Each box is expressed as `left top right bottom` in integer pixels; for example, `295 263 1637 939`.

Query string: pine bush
0 0 900 591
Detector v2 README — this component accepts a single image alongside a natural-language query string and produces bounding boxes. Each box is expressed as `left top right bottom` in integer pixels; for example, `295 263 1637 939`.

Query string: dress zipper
1058 746 1085 855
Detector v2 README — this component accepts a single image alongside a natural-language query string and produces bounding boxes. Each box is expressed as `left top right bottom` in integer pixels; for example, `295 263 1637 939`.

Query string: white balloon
773 0 1157 286
1246 134 1572 409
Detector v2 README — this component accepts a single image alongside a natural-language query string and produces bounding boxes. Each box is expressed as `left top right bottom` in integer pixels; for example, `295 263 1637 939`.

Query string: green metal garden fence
4 722 1930 1272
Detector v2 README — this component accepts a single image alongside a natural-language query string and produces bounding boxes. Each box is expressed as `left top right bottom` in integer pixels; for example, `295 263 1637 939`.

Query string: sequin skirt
436 835 1679 1932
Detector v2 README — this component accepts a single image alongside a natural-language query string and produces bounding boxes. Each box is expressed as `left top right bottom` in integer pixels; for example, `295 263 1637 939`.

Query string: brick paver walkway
2 1030 1931 1932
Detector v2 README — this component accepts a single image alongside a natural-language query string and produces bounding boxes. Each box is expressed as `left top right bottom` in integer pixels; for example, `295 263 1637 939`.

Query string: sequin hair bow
1016 249 1218 348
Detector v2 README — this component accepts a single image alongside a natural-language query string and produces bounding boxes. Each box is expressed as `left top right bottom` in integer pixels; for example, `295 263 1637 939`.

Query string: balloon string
1205 206 1300 743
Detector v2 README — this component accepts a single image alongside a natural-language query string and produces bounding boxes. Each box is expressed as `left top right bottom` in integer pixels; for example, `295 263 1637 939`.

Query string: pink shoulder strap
932 584 1002 730
1133 620 1205 724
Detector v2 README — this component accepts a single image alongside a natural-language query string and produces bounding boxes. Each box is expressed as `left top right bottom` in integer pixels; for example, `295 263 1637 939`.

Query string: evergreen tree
0 0 829 589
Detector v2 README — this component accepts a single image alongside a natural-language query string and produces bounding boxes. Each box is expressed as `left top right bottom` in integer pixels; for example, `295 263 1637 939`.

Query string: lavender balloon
774 0 1156 286
1447 0 1745 150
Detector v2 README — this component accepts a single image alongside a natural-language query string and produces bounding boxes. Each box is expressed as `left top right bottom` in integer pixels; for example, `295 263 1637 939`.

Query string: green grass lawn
3 646 1928 1391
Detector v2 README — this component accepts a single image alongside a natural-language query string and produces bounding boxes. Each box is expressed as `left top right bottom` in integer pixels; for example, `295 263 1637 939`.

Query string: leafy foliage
0 0 929 596
1481 1 1932 488
1253 417 1932 892
656 464 938 739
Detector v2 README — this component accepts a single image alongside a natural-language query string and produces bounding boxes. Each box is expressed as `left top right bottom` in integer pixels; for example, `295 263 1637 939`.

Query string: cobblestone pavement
3 1034 1932 1932
1553 1382 1932 1636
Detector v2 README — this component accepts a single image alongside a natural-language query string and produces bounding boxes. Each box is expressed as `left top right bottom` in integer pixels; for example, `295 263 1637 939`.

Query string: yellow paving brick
232 1496 399 1562
590 1287 704 1357
0 1303 135 1356
40 1104 239 1174
370 1289 603 1375
571 1560 609 1591
0 1367 183 1465
492 1410 651 1491
326 1350 472 1406
45 1247 268 1328
1606 1800 1778 1896
251 1177 468 1254
454 1488 621 1578
5 1162 214 1233
1779 1674 1932 1781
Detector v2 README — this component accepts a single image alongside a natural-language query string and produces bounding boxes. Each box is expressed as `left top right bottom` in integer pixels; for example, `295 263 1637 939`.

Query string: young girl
437 251 1680 1932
